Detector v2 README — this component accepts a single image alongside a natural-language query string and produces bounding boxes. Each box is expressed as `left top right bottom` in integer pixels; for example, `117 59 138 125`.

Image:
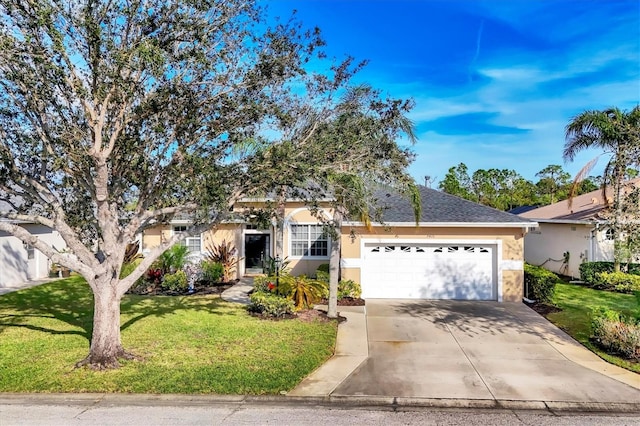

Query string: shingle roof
508 205 539 215
376 186 533 224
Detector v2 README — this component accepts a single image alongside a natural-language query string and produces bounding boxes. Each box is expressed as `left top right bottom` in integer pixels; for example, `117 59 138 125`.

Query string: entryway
244 233 270 274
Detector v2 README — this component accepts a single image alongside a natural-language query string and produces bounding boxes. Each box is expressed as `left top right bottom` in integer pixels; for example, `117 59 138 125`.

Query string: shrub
591 308 640 360
523 264 558 303
252 275 274 293
312 274 362 300
316 270 329 283
206 240 239 282
277 275 328 310
161 270 188 292
146 268 163 285
316 264 330 273
254 275 328 309
200 260 224 284
264 256 291 276
580 261 640 284
158 244 190 274
248 291 295 317
593 272 640 294
338 279 362 299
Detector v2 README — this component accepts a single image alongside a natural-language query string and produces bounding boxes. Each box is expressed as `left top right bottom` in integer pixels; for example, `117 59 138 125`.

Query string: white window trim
288 223 331 260
172 225 203 253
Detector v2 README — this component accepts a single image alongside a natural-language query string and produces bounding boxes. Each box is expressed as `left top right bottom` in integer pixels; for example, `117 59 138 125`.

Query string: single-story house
0 221 67 287
143 186 536 302
518 181 640 278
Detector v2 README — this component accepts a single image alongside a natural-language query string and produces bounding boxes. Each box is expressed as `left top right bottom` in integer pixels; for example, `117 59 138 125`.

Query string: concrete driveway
332 300 640 403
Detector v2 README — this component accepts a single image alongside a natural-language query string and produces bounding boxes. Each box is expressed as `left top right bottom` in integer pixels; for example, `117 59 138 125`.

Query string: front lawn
543 282 640 373
0 277 337 394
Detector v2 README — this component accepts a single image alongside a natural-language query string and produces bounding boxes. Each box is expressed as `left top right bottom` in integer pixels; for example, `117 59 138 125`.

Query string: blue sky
267 0 640 184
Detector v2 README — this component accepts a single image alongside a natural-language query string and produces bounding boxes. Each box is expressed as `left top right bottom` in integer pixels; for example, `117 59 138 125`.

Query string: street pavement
1 395 640 426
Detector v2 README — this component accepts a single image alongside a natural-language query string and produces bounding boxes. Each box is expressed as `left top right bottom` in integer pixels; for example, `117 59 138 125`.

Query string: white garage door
361 242 497 300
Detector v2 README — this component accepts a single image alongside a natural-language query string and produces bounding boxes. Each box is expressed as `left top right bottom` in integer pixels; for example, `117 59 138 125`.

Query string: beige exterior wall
142 203 334 279
142 225 165 251
140 203 527 302
341 225 526 302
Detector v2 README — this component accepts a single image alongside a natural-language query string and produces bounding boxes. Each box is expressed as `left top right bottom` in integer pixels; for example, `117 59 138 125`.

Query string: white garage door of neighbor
361 243 497 300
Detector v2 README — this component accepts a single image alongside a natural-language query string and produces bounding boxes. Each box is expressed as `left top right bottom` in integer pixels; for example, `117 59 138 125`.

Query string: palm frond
567 155 601 209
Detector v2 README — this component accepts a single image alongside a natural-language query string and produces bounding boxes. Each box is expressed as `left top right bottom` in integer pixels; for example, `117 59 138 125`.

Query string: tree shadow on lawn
0 276 233 342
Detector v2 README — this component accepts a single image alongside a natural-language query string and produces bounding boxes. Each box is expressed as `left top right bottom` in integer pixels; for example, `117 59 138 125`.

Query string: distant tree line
438 163 638 211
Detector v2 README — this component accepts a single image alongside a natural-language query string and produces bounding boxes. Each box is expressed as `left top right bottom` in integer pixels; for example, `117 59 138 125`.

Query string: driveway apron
332 300 640 402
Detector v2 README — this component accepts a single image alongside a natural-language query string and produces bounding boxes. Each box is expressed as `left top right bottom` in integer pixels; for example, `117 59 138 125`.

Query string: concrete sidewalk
289 305 368 396
0 278 57 296
220 277 254 304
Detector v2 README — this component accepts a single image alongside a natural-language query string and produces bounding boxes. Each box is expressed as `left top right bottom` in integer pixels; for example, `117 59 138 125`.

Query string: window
290 224 329 257
173 225 202 253
25 244 34 260
605 228 614 241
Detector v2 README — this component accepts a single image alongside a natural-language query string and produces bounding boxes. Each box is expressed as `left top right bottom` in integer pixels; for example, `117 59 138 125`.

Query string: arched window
605 228 614 241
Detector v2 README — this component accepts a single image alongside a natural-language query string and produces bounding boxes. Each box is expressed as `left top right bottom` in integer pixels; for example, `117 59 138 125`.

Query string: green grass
546 282 640 373
0 277 337 394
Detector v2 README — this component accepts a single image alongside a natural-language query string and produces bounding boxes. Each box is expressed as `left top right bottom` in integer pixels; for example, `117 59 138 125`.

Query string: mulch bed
249 308 346 323
524 300 562 317
318 297 365 306
127 280 236 296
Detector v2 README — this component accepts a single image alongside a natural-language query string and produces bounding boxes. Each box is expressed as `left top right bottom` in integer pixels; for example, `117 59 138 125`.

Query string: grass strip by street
544 282 640 374
0 277 337 394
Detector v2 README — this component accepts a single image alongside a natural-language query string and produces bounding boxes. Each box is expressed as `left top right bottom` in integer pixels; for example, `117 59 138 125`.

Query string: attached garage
360 241 498 300
339 187 537 303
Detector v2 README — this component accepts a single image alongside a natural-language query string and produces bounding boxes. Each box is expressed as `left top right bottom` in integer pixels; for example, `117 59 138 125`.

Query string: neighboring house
518 181 640 278
143 186 536 302
0 221 66 287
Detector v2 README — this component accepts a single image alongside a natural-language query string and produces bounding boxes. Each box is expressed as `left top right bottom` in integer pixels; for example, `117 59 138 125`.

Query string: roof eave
343 221 538 228
531 218 598 225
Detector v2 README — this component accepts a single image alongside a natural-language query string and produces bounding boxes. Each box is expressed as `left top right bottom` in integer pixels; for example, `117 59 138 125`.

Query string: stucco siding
523 223 591 278
501 270 524 302
142 225 164 251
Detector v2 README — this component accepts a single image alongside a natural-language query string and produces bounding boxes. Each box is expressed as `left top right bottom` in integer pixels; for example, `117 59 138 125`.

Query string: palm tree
564 106 640 271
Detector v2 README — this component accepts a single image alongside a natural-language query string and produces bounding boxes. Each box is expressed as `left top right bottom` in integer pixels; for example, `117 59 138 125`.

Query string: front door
244 234 270 274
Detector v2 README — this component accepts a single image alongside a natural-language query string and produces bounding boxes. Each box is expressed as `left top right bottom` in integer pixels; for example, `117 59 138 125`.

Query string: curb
1 393 639 414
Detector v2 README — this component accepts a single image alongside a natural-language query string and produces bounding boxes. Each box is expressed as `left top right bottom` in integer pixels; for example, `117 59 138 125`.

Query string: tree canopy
0 0 418 368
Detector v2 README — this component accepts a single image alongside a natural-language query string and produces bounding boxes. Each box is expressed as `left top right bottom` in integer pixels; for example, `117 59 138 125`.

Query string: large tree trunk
76 276 134 370
327 209 342 318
